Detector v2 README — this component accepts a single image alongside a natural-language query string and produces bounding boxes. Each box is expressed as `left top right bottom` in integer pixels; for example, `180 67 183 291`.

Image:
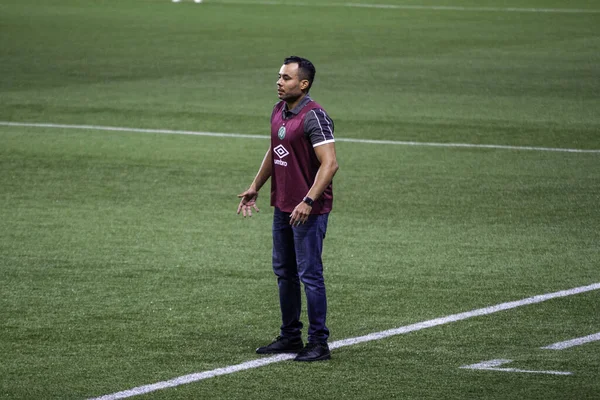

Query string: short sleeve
304 108 335 147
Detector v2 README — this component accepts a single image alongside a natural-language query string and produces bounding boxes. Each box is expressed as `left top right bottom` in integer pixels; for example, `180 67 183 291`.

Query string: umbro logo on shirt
273 144 289 167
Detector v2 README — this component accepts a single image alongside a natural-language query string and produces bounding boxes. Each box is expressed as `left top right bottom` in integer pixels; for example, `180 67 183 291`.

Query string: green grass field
1 1 599 399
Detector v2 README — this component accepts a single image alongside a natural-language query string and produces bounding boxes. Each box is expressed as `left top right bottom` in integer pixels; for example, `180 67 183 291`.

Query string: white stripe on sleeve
313 139 336 147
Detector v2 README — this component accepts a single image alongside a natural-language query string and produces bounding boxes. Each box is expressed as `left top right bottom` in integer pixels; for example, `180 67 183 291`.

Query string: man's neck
285 93 308 112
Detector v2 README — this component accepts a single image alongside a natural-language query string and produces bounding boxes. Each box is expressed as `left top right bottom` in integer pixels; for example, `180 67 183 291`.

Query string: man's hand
237 189 260 217
289 202 312 226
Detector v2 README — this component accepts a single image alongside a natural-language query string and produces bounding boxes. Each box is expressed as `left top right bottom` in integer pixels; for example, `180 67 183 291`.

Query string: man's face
277 63 308 103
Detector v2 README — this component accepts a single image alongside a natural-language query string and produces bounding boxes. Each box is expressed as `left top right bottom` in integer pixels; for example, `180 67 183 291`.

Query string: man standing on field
237 56 339 362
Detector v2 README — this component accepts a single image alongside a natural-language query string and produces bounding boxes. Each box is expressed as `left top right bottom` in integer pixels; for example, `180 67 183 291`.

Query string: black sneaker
256 336 304 354
293 342 331 362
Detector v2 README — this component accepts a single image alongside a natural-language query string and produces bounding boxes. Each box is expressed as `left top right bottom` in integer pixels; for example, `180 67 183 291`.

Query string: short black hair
284 56 316 93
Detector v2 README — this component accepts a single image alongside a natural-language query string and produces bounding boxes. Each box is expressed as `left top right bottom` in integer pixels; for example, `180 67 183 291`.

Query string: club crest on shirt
277 126 286 140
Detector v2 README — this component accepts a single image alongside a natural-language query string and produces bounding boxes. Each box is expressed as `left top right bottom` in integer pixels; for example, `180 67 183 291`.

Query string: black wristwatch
303 196 314 207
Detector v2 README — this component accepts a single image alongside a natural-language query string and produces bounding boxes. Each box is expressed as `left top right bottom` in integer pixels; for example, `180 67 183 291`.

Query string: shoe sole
256 348 303 355
293 353 331 362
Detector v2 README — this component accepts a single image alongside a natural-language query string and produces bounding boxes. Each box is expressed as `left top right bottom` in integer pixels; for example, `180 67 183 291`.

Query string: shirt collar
283 94 312 117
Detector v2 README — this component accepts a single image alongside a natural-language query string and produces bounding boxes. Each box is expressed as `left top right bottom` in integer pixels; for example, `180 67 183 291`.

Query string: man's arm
306 143 338 201
289 142 339 226
237 147 272 217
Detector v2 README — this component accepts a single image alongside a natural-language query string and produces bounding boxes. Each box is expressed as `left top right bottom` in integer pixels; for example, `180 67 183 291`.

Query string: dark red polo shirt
270 95 335 214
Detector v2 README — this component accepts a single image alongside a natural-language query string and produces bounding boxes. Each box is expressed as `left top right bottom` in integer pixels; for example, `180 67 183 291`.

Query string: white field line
2 121 599 154
88 282 600 400
542 332 600 350
211 0 600 14
459 359 572 376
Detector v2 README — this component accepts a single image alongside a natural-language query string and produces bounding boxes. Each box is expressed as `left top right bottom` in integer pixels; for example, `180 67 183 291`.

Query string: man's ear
300 79 310 91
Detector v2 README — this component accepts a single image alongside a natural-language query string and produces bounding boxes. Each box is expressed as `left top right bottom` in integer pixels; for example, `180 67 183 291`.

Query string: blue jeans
272 207 330 343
